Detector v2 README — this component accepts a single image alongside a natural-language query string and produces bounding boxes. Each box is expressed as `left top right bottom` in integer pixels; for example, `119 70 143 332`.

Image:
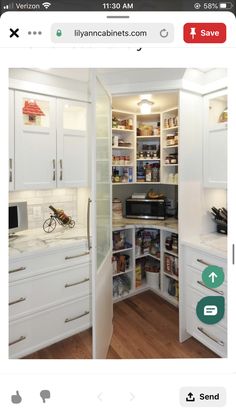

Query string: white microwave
9 201 28 234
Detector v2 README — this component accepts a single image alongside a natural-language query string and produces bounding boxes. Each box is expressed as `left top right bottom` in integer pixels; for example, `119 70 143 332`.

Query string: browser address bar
51 23 174 43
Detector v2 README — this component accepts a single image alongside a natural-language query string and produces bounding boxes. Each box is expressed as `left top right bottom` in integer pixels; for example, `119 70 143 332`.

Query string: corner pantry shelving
112 107 179 185
112 225 179 307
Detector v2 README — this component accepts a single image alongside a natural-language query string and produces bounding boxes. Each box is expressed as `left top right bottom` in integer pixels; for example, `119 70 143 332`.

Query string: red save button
184 23 226 43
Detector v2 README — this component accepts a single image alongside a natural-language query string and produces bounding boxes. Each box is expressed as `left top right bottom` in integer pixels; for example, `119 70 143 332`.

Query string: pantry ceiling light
138 99 154 114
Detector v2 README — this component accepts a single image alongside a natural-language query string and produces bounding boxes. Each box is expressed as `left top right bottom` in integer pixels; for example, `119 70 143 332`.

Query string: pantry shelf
112 146 134 150
163 145 179 149
163 164 178 167
162 292 179 307
112 268 133 278
112 247 133 254
137 135 160 139
136 253 160 261
137 158 160 162
164 271 179 281
112 128 134 132
162 126 179 131
164 250 179 257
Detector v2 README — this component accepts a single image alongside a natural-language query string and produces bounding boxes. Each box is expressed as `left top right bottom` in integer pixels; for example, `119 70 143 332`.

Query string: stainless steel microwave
125 198 165 220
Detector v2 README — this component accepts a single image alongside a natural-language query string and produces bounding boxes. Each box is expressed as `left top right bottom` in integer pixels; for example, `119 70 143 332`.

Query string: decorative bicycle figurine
43 205 75 233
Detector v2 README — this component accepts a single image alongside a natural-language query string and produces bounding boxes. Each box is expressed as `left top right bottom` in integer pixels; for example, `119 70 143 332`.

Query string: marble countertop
112 217 178 232
181 233 227 259
9 225 89 259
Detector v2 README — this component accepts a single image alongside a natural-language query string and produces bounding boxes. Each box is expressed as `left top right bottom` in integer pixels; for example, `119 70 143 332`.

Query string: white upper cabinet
9 90 15 191
203 89 227 189
15 91 57 190
57 99 88 188
13 92 88 190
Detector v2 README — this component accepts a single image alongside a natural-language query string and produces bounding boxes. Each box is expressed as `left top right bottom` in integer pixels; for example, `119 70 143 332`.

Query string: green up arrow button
202 265 224 289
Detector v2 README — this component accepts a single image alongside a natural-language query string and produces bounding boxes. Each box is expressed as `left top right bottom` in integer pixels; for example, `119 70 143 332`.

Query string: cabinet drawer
186 286 227 329
9 263 91 319
186 308 227 357
185 265 226 297
9 295 91 359
9 244 90 282
185 247 227 277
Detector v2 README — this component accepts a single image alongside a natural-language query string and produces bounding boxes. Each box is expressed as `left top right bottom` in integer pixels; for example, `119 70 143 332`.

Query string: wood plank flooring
25 291 218 359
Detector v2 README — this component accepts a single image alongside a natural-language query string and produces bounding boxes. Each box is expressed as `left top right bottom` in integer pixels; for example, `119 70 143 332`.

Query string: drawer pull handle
197 327 224 346
196 258 211 266
65 278 89 288
9 267 26 274
9 297 26 306
9 336 26 346
65 252 90 260
197 281 224 295
65 310 89 323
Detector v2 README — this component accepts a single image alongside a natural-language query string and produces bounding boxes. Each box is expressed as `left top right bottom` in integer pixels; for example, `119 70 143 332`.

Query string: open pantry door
90 71 113 359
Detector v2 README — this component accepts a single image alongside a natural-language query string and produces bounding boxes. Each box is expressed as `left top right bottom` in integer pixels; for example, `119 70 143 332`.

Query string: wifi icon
42 2 51 9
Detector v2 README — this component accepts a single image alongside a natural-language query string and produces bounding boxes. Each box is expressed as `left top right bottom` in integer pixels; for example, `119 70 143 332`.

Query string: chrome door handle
197 280 224 295
65 278 89 288
9 158 13 182
53 159 56 181
59 159 63 181
65 251 90 260
196 258 211 266
9 297 26 306
9 267 26 274
197 327 224 346
87 198 92 250
65 311 89 323
9 336 26 346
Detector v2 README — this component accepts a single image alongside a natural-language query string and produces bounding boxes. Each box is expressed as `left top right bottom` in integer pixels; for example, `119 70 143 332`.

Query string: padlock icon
56 29 62 37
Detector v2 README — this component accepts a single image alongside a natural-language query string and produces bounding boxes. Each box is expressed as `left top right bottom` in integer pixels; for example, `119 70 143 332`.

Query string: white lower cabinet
182 244 227 357
9 296 91 359
9 245 91 358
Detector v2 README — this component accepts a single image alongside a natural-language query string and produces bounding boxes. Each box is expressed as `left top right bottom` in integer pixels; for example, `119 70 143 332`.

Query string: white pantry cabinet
9 90 15 191
203 90 227 189
57 99 88 187
14 92 88 190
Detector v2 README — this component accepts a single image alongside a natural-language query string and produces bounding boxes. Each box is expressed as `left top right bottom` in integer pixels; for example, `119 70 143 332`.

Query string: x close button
184 23 226 43
9 28 20 38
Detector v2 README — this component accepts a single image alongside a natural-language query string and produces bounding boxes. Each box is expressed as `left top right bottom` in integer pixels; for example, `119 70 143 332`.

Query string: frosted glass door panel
96 85 111 269
92 74 113 359
57 99 88 187
63 103 86 131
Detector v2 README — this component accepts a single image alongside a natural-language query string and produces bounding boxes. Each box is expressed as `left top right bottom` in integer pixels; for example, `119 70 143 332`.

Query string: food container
146 271 160 289
112 198 123 219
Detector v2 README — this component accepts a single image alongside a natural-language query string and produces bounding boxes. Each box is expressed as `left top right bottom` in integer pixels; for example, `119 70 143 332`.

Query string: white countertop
9 225 89 259
112 217 178 232
181 233 227 259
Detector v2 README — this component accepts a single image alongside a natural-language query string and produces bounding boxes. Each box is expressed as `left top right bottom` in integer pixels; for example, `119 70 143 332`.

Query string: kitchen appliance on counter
9 201 28 237
125 197 165 220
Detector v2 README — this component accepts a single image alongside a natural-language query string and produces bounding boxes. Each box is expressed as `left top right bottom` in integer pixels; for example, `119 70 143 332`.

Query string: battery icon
219 2 233 8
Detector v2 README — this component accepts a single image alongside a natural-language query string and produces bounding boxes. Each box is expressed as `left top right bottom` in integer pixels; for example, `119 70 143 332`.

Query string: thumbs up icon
11 391 22 404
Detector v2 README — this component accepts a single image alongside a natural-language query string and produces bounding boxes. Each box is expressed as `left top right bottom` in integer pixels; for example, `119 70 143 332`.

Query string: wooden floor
25 291 218 359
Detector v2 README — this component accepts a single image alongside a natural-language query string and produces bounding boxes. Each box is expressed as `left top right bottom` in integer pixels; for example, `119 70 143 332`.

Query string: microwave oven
9 201 28 234
125 198 165 220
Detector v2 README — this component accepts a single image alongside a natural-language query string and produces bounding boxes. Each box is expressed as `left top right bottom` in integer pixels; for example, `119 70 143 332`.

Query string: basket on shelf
139 125 153 136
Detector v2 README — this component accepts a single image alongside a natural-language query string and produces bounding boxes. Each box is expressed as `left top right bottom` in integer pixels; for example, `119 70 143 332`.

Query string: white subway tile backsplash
9 188 79 229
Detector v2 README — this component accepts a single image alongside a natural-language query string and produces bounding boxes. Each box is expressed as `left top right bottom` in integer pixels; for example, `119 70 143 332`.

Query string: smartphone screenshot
0 0 235 417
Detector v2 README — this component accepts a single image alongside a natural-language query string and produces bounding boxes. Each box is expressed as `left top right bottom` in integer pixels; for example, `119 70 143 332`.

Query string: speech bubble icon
40 389 51 403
